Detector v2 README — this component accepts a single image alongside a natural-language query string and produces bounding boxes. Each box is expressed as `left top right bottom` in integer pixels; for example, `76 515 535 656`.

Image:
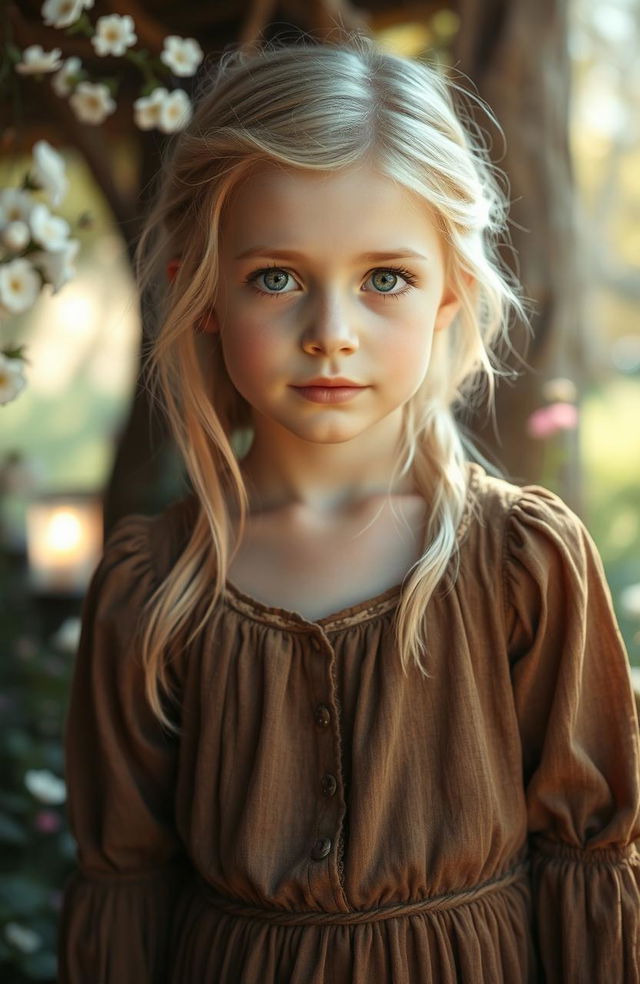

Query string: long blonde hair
134 35 529 734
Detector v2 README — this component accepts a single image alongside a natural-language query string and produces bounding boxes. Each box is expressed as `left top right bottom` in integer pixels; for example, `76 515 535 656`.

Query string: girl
58 37 640 983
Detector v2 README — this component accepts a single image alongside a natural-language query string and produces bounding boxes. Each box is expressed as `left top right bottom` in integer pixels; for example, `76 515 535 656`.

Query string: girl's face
210 163 462 449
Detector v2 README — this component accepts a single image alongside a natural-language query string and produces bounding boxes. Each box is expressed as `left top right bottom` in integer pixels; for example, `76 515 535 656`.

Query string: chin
291 424 373 445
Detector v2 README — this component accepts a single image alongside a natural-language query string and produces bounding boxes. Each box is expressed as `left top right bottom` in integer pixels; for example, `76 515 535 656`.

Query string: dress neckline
222 462 481 633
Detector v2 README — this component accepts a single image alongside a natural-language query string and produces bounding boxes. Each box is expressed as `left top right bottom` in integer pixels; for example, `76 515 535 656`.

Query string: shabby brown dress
57 463 640 983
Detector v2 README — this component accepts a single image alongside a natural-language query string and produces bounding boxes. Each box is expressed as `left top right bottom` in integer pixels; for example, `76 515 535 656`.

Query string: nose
300 289 359 356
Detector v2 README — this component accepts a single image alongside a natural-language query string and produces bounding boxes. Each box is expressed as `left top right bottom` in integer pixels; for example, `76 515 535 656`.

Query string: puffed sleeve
505 485 640 983
57 515 192 983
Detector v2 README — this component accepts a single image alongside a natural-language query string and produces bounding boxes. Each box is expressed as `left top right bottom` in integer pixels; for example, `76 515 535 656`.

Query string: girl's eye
363 266 417 298
245 266 298 296
244 264 417 299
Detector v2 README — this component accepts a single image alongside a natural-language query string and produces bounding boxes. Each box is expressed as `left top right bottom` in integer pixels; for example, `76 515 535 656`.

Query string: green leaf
0 811 28 844
5 43 23 65
65 13 94 38
23 949 58 980
0 791 31 813
0 876 48 914
2 345 28 362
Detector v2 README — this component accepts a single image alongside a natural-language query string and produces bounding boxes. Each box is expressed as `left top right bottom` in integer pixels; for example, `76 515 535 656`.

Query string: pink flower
49 890 63 912
34 810 62 833
526 402 579 439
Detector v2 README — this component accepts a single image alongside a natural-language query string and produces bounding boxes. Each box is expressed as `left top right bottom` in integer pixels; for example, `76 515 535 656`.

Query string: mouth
290 385 367 404
292 377 365 388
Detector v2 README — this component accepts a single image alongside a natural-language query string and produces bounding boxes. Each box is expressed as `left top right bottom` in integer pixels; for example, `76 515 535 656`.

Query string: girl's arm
57 515 191 983
505 486 640 983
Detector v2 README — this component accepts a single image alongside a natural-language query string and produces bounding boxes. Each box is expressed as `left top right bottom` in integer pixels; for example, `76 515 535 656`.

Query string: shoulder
466 464 609 611
466 461 587 545
88 492 199 624
104 491 199 582
463 461 603 598
463 465 615 650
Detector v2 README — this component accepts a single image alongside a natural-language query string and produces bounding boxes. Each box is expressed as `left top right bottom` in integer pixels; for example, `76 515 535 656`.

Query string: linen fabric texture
57 463 640 982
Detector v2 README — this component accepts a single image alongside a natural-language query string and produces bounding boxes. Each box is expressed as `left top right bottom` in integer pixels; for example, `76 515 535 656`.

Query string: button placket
314 703 331 728
310 837 332 861
310 636 334 859
321 772 337 797
306 631 350 910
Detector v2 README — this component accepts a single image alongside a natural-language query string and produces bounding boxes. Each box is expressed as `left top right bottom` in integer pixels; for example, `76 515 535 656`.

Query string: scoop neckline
222 462 481 633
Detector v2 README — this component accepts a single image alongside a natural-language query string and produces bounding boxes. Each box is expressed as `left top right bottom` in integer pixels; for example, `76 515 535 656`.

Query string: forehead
219 162 444 260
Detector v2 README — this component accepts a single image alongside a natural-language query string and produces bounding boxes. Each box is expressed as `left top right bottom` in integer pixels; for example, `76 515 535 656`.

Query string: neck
237 408 419 516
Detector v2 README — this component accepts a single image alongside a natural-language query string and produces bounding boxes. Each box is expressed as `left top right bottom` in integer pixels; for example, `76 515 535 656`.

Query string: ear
197 308 220 334
433 272 474 333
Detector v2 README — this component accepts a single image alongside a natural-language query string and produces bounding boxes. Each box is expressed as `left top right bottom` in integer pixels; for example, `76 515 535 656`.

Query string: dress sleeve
57 515 191 984
505 486 640 983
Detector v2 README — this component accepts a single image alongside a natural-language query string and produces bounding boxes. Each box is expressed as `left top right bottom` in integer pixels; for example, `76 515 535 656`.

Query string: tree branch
239 0 279 48
280 0 371 37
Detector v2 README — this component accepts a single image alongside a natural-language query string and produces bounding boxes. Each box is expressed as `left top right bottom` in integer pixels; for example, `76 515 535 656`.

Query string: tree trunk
453 0 584 505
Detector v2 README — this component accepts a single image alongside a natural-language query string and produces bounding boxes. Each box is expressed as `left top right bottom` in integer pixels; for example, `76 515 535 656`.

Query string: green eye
262 269 290 291
370 270 398 292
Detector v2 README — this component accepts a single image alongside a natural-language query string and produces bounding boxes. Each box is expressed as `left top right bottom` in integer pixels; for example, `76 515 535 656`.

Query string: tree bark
453 0 584 503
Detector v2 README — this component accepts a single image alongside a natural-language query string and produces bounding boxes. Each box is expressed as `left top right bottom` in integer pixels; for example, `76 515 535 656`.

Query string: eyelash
243 264 418 300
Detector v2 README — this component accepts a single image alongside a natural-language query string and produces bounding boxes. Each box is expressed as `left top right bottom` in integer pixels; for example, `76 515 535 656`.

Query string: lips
291 384 366 404
293 377 364 388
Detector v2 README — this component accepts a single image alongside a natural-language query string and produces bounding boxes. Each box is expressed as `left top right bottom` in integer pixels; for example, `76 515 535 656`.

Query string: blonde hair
135 35 529 735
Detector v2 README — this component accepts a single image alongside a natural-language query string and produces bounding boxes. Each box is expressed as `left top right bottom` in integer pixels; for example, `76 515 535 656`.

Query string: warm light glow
26 495 103 595
44 509 84 556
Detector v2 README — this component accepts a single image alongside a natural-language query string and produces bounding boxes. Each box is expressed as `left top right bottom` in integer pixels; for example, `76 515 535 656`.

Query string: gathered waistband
194 860 530 927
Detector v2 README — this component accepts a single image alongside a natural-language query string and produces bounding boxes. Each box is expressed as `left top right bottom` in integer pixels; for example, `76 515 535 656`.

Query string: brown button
314 704 331 728
321 773 337 797
311 837 332 860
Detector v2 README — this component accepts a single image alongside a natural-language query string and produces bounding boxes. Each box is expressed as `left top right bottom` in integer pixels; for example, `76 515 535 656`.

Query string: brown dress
57 463 640 983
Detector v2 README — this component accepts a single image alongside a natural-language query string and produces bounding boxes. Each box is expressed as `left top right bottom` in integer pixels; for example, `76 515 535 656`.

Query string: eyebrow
234 247 429 262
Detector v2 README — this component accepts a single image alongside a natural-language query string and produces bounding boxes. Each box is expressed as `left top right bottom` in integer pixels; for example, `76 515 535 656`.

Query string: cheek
383 319 435 384
219 311 282 381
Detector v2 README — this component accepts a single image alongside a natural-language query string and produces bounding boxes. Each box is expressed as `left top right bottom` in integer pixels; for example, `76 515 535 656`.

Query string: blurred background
0 0 639 980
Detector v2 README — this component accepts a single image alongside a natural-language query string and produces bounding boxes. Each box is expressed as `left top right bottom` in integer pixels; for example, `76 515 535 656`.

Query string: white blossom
24 768 66 805
51 56 82 98
32 238 79 293
3 922 42 954
0 189 35 226
91 13 137 57
15 45 63 75
31 140 68 207
30 203 70 252
41 0 93 29
160 35 204 77
134 87 192 133
620 583 640 620
69 81 116 124
0 258 40 314
2 221 30 252
0 355 28 406
50 616 82 653
158 88 192 133
133 87 166 130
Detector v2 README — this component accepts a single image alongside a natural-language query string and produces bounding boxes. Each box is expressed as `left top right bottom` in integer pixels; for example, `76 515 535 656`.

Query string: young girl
58 37 640 983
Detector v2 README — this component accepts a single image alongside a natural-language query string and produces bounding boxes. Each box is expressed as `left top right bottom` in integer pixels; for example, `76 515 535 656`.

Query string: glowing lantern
26 493 102 595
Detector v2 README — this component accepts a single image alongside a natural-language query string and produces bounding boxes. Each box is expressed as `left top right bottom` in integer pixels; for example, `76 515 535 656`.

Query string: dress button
311 837 332 860
314 704 331 728
321 773 337 797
